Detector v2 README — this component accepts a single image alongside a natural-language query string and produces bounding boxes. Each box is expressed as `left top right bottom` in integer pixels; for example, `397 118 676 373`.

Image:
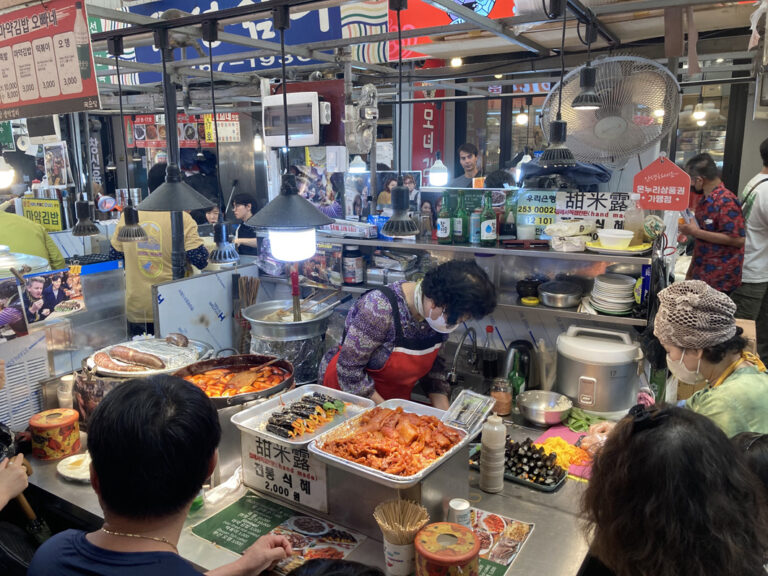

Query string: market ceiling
77 0 756 111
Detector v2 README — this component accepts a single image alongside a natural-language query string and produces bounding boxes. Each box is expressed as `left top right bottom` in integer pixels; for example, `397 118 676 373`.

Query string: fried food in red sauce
321 407 462 476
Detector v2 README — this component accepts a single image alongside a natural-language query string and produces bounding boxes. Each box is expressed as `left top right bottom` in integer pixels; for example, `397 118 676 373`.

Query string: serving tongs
275 289 341 319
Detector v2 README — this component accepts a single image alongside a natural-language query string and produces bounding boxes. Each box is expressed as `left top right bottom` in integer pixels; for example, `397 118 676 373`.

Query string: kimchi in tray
308 399 469 488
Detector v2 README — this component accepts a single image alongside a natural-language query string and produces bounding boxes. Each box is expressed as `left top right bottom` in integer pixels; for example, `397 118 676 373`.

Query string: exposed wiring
396 7 403 178
114 46 132 198
207 33 224 212
556 5 567 120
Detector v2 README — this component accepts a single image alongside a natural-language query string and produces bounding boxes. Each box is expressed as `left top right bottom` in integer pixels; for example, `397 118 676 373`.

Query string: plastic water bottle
624 193 646 246
479 414 506 493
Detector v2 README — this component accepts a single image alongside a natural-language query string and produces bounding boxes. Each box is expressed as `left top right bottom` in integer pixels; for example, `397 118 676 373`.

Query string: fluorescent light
516 112 529 126
428 157 449 186
494 74 503 79
253 133 263 153
715 58 724 63
269 228 316 262
450 57 463 68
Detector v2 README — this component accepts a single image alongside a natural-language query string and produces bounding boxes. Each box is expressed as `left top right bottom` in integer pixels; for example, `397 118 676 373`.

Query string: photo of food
471 508 534 568
482 513 505 534
271 527 312 552
158 124 167 140
303 544 346 560
134 125 145 141
475 530 493 554
287 516 330 537
319 528 359 547
184 123 197 141
198 123 207 141
145 124 158 141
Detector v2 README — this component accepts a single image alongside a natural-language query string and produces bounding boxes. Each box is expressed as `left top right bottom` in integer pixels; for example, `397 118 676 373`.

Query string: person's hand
678 218 699 238
588 421 615 436
0 454 28 510
42 309 51 317
233 238 241 246
430 393 451 411
30 299 43 313
206 534 292 576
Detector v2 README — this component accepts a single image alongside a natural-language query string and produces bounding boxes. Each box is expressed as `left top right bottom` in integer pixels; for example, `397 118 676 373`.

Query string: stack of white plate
590 273 636 316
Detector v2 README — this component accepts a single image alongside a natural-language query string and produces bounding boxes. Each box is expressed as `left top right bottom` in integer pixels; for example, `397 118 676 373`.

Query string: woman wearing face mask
319 260 496 409
653 280 768 437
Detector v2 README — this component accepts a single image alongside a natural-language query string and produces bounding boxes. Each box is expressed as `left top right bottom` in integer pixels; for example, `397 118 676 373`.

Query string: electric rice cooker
555 326 643 417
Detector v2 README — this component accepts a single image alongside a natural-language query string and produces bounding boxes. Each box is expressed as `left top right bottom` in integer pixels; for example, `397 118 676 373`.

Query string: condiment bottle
480 190 497 247
452 190 469 244
342 246 364 285
481 325 499 379
479 414 506 493
490 379 512 416
437 189 453 245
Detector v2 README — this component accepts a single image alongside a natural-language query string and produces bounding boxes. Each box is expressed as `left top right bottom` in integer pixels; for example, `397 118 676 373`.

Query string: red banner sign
124 113 240 149
412 60 445 177
0 0 99 120
634 156 691 211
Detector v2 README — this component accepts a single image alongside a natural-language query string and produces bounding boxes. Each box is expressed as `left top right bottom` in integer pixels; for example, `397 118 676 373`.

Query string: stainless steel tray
87 338 213 377
231 384 375 447
308 398 469 489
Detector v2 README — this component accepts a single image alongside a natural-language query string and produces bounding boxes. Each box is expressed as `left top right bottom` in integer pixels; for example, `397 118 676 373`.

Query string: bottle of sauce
480 190 497 247
342 246 364 285
452 190 469 244
490 379 512 416
437 189 453 245
479 414 506 493
481 325 499 379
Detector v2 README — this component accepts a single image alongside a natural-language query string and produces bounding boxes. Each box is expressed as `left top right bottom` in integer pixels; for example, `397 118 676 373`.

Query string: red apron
323 286 443 400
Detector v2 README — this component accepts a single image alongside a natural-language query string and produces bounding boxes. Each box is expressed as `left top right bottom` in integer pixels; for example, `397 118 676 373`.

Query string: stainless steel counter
27 417 589 576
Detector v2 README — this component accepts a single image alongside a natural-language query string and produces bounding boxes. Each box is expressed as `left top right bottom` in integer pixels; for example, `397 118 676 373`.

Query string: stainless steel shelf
498 302 648 327
318 234 652 265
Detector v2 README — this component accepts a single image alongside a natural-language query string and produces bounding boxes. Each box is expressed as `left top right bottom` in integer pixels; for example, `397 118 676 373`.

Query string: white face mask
414 281 460 334
666 349 706 385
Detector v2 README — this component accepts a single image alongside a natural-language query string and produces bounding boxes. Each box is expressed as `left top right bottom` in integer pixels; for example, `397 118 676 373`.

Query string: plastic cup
517 225 536 240
57 383 73 409
383 539 415 576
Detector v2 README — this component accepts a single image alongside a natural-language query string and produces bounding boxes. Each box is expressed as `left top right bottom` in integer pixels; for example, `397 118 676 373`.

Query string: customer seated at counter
653 280 768 436
28 376 292 576
583 406 768 576
319 260 496 409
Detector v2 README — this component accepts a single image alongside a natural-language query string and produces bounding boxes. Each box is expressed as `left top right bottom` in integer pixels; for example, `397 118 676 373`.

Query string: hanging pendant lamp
382 0 419 237
572 21 602 111
428 151 449 187
72 200 100 237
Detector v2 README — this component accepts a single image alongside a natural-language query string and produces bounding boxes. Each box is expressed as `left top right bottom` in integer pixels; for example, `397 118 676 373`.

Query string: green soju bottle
480 190 497 247
452 190 469 244
436 189 453 244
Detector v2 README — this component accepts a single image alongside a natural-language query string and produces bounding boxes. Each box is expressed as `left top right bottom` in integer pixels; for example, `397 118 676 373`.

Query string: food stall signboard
22 197 62 231
555 190 629 231
634 156 691 211
241 434 328 512
0 0 100 121
517 190 557 236
126 113 241 149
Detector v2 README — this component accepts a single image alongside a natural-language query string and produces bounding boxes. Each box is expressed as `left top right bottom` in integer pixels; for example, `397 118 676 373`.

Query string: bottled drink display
501 187 518 237
436 189 453 244
74 2 92 80
480 190 497 247
452 190 469 244
481 325 499 379
470 209 481 244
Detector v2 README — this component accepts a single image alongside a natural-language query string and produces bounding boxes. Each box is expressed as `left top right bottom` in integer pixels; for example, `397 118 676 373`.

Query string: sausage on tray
93 352 144 373
166 333 189 347
109 345 166 369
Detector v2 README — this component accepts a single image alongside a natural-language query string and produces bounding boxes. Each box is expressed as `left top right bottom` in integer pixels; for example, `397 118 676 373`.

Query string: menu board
21 197 62 231
555 190 629 231
241 434 328 512
0 0 99 120
191 492 365 573
471 507 535 576
125 112 240 149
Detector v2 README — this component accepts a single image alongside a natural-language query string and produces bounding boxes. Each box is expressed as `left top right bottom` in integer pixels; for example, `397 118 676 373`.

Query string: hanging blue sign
127 0 342 82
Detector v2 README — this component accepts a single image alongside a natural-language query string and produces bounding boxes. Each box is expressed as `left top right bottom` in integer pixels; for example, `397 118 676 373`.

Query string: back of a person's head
684 153 719 181
288 559 384 576
421 260 497 325
733 432 768 497
484 169 513 189
87 375 221 519
583 406 768 576
147 162 168 193
760 137 768 168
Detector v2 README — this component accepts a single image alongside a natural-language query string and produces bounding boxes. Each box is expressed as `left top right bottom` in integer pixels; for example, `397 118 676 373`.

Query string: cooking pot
0 245 49 279
173 354 294 408
538 281 582 308
555 326 643 416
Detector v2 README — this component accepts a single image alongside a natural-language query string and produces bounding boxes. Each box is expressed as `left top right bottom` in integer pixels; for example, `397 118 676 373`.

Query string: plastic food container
415 523 480 576
597 229 634 249
29 409 81 460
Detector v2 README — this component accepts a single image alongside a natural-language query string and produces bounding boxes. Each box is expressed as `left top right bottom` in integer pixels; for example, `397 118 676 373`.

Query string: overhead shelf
497 302 648 327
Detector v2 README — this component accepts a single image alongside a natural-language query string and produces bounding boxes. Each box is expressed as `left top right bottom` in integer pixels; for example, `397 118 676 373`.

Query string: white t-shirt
740 173 768 283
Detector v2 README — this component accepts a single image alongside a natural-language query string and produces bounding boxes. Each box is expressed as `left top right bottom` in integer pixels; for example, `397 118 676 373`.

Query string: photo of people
342 171 422 220
19 269 85 327
43 142 74 188
0 279 25 340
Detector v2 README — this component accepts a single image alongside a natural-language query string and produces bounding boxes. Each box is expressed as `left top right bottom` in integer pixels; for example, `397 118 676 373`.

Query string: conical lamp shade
116 205 148 242
382 184 418 237
72 201 100 237
249 175 333 229
209 222 239 264
137 179 214 212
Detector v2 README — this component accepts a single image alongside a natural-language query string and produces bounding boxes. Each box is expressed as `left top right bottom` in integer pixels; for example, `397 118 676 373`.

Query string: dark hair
49 275 62 282
147 162 167 193
583 406 768 576
288 559 384 576
484 169 513 189
0 281 18 299
403 174 415 184
231 193 255 209
87 375 221 519
760 137 768 168
421 260 496 325
457 143 478 157
701 326 748 363
733 432 768 496
685 153 719 181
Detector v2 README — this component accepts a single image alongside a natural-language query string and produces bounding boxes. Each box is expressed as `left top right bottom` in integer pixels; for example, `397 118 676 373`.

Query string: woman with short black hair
319 260 496 408
583 406 768 576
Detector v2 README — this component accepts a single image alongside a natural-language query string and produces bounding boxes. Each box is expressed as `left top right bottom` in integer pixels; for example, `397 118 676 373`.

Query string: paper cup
384 539 415 576
447 498 471 527
57 385 73 409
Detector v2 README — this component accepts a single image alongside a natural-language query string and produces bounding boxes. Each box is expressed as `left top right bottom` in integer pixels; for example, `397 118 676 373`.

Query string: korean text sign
0 0 100 120
634 156 691 211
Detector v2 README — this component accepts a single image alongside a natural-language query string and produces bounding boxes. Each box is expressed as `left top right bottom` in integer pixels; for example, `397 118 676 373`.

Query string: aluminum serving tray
230 384 375 447
87 338 213 377
307 398 470 489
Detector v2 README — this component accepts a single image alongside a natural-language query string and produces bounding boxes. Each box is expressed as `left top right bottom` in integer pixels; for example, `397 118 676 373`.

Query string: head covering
653 280 737 349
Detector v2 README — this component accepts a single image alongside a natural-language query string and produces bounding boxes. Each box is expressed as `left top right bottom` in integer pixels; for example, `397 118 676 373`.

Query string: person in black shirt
232 193 259 256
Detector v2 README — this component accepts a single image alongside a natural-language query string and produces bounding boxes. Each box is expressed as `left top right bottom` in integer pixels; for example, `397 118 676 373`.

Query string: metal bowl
516 391 573 427
538 281 582 308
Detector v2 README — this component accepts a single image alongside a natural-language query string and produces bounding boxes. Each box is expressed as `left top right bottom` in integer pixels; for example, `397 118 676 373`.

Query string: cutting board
534 425 592 480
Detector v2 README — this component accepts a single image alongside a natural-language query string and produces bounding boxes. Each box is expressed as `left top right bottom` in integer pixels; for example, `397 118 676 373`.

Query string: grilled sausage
109 346 166 369
93 352 144 373
165 333 189 347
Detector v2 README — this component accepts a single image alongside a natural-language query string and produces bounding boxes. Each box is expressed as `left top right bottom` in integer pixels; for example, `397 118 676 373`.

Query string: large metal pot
173 354 294 408
0 245 49 279
243 300 335 384
555 326 643 416
538 281 582 308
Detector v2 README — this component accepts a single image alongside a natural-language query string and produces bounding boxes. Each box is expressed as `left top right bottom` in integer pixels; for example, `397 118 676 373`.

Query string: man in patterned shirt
679 153 745 294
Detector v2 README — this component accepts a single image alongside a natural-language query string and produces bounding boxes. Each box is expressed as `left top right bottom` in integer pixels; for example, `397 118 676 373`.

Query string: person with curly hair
583 405 768 576
319 260 496 408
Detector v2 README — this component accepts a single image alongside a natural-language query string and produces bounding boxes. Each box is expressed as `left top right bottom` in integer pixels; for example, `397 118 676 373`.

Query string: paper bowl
597 229 634 249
